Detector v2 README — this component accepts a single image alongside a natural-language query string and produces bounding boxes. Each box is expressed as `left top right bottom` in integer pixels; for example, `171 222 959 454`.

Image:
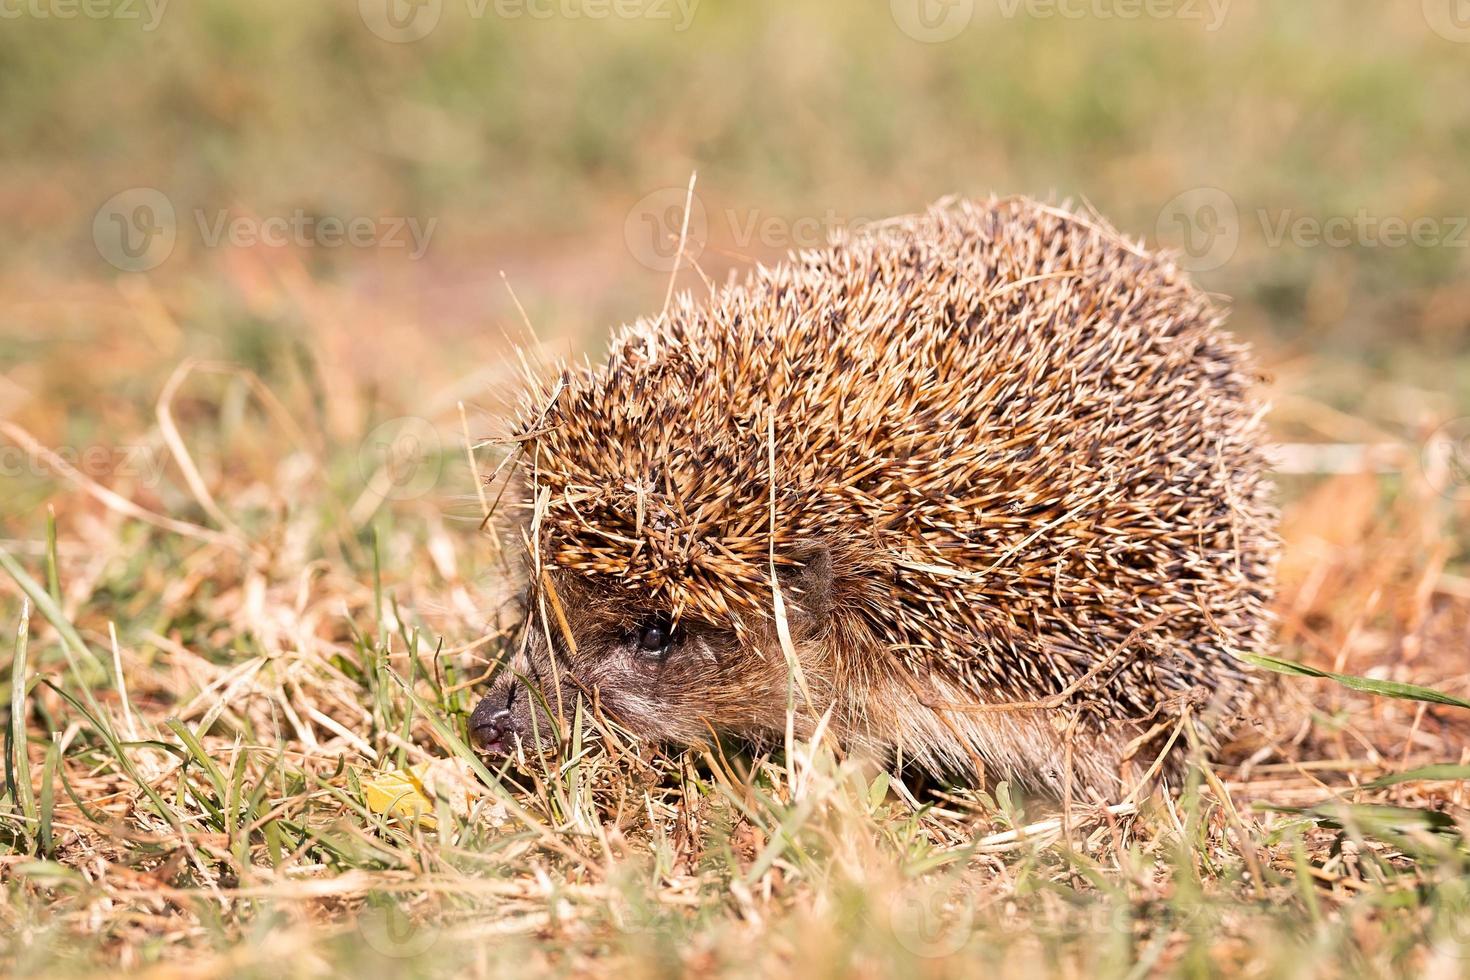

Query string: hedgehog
469 196 1277 797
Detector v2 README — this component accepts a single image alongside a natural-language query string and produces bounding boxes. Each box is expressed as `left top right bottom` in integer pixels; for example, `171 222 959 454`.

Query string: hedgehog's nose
469 701 514 756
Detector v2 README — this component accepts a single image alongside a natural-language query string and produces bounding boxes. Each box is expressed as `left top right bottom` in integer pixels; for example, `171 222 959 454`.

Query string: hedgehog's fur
480 196 1277 796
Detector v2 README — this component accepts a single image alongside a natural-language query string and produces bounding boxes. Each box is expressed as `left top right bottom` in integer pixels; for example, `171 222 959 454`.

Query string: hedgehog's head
466 308 866 763
468 544 839 762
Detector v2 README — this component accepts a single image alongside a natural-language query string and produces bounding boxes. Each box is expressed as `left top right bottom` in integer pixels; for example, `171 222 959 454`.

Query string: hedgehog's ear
776 542 834 635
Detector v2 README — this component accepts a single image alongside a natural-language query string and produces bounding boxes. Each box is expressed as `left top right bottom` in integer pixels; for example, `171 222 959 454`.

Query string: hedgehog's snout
469 673 557 759
470 664 567 764
468 681 514 755
468 698 513 756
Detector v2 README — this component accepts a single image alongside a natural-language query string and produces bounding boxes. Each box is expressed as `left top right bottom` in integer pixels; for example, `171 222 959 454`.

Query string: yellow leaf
361 762 438 829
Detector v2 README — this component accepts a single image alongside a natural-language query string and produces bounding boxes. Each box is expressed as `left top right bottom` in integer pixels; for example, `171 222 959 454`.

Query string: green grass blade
372 524 385 650
1240 653 1470 710
164 718 230 804
0 544 112 700
1292 840 1322 923
227 746 247 863
39 737 60 857
8 600 37 850
1357 764 1470 791
1254 802 1459 836
39 680 177 828
44 506 61 607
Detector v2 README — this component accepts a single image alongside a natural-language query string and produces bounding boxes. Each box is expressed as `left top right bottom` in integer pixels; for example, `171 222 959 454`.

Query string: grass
2 1 1470 975
0 278 1467 978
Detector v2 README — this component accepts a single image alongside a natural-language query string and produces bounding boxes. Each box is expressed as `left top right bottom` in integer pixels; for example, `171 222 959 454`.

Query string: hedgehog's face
468 550 835 762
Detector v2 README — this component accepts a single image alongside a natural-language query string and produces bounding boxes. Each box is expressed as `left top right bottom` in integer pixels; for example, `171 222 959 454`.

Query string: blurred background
1 0 1467 618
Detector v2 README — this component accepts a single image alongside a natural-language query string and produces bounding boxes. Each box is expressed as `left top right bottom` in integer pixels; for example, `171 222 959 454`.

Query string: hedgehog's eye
637 625 668 651
632 616 677 657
